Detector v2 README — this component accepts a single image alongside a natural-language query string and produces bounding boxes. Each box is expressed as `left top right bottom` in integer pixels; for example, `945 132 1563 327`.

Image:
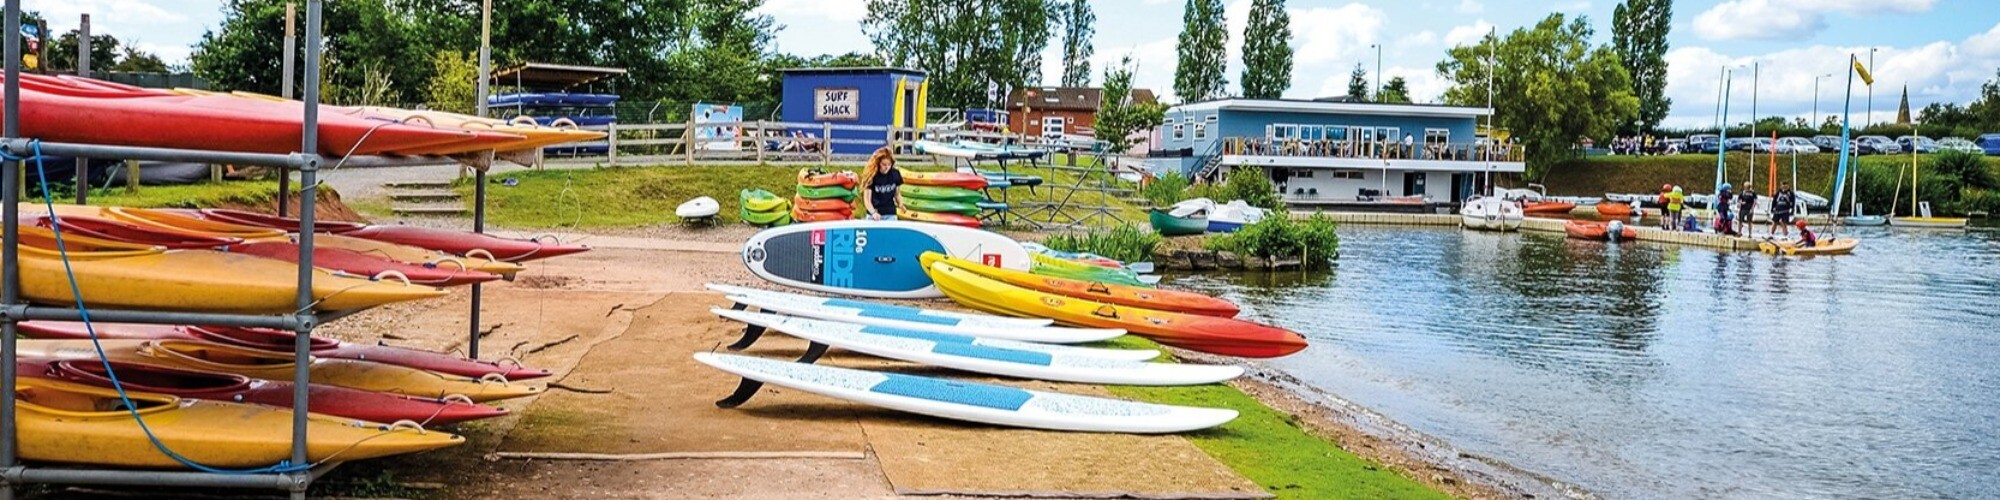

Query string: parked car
1725 137 1762 152
1778 137 1821 154
1663 139 1689 154
1978 134 2000 156
1742 137 1780 153
1937 137 1981 154
1855 135 1902 155
1896 135 1938 154
1687 134 1719 153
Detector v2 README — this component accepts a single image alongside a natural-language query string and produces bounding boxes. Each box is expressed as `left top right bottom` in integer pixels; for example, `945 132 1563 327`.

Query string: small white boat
1461 196 1523 232
1889 217 1968 229
676 196 719 219
1207 200 1267 233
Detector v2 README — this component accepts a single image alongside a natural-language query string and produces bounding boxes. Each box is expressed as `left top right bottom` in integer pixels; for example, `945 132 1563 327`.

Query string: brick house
1006 86 1157 143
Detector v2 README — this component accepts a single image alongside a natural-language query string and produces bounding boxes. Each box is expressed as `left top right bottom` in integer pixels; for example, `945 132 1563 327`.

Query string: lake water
1167 225 2000 499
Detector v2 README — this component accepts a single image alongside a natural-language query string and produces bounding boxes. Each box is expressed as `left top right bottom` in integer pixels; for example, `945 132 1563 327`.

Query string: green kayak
901 185 985 203
901 198 981 215
741 209 792 226
1150 209 1208 236
1029 262 1151 288
796 184 857 200
740 189 787 212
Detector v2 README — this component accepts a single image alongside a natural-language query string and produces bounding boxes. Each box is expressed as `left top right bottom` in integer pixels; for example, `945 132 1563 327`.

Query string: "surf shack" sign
813 87 860 121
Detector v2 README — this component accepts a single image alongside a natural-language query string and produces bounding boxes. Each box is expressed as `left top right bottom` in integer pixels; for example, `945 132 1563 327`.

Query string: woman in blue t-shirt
858 147 903 220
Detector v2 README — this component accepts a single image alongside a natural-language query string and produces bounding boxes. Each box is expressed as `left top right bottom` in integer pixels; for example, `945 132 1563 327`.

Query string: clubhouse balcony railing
1218 136 1526 163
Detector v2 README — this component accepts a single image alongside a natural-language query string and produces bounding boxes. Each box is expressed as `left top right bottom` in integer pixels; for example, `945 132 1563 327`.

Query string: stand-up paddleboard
713 309 1156 362
713 309 1229 385
740 220 1029 299
676 196 720 219
718 290 1123 344
696 353 1237 433
705 284 1050 326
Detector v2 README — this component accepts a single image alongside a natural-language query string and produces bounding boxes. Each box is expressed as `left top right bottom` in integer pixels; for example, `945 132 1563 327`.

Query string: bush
1929 150 1997 190
1140 171 1192 207
1206 212 1339 269
1217 167 1282 210
1041 225 1163 264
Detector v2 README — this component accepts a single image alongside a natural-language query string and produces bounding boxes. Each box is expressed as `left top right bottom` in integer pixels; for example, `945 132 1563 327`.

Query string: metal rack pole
0 0 21 496
278 3 296 217
73 14 88 205
469 0 491 360
289 3 324 497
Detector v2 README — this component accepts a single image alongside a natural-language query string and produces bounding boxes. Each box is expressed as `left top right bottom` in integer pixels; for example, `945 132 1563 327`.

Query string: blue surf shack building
1147 98 1524 207
780 67 929 156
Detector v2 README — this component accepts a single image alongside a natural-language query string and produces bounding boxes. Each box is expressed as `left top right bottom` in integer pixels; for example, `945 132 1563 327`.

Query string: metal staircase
1191 140 1227 182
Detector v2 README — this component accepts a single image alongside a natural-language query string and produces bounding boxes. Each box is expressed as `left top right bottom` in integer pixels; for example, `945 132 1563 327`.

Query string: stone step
385 181 454 189
391 205 468 216
389 190 461 201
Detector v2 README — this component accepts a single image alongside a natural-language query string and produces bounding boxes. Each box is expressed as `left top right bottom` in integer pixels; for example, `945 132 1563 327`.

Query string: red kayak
18 358 506 425
228 241 503 286
1564 220 1638 241
904 171 989 190
195 209 590 263
797 169 858 189
16 322 551 380
790 207 850 223
5 76 482 155
35 215 244 249
1522 200 1577 214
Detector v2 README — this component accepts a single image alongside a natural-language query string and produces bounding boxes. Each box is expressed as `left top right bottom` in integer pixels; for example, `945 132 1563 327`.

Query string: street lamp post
1370 44 1381 100
1813 73 1831 129
1865 48 1877 129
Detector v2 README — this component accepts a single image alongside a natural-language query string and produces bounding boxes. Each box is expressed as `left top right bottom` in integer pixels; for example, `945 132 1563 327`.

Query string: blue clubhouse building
1147 98 1525 206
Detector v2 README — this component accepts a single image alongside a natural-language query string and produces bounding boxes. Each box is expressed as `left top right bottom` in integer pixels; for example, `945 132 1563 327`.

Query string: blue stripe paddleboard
712 308 1153 361
695 353 1237 433
740 220 1030 299
713 309 1231 385
716 291 1122 344
705 284 1051 327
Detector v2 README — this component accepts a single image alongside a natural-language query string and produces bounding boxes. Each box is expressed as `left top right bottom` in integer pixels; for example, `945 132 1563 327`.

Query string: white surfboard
739 220 1030 299
695 353 1238 433
713 309 1156 362
721 291 1123 344
713 309 1232 385
704 284 1051 327
676 196 720 218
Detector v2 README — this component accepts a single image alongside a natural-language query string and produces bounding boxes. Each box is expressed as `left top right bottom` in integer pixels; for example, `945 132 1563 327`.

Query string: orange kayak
1523 200 1577 214
1594 201 1635 217
932 254 1239 317
904 171 989 190
1564 220 1637 241
792 196 853 213
797 169 858 189
790 207 850 223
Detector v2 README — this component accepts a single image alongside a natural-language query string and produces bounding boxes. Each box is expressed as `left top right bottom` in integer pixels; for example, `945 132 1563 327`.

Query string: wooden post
209 164 223 183
124 160 140 194
754 121 765 164
606 122 619 165
821 122 833 166
684 118 696 166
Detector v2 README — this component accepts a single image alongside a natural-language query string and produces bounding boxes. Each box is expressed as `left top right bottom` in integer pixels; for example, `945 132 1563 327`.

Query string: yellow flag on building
1852 58 1874 86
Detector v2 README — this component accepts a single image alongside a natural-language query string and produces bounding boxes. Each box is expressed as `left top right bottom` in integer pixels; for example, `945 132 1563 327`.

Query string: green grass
85 180 280 208
1099 336 1450 499
463 163 1146 230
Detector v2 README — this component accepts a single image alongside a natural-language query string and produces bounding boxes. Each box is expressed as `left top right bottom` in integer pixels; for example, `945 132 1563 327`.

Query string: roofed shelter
488 62 628 91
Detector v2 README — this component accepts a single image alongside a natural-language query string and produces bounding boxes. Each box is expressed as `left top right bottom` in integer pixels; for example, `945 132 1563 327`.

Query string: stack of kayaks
1028 252 1153 288
741 188 792 226
924 253 1307 358
898 181 986 228
701 284 1242 433
794 169 857 223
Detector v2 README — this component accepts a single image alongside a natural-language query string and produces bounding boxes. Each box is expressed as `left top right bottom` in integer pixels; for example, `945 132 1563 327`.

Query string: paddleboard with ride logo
740 220 1029 298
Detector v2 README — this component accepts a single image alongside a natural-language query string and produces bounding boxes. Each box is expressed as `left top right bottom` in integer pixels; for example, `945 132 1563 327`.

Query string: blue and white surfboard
705 284 1050 327
710 285 1123 344
695 353 1238 433
713 309 1234 385
740 221 1029 299
712 308 1152 361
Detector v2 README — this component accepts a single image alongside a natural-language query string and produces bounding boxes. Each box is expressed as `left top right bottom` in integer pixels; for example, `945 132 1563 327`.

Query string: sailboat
1842 155 1888 226
1886 116 1968 228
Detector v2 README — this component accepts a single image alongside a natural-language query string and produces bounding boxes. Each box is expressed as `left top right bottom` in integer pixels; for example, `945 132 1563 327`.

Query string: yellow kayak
15 377 462 468
30 204 525 276
20 339 544 402
10 226 446 313
351 107 606 153
1759 238 1859 256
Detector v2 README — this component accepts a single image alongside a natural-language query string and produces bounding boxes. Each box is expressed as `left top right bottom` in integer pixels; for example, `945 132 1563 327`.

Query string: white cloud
1964 22 2000 59
755 0 868 23
1692 0 1823 41
1398 30 1438 47
1096 36 1181 100
1285 3 1387 66
1442 20 1493 48
1456 0 1484 14
1659 35 1998 129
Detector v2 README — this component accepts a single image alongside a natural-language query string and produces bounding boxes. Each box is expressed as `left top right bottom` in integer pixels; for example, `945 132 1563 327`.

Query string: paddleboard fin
725 302 767 351
713 343 831 409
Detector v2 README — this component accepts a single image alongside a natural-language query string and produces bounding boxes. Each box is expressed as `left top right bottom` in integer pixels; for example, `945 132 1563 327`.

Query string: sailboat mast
1830 55 1854 221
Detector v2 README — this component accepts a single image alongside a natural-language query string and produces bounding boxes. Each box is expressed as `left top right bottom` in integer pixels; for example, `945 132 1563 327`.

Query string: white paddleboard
739 220 1031 299
695 353 1238 433
714 309 1232 385
676 196 720 218
705 283 1050 327
713 308 1156 362
723 292 1123 344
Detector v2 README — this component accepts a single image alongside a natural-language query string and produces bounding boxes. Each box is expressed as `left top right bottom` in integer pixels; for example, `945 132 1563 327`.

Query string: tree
1057 0 1094 87
1345 64 1369 101
1174 0 1228 101
1437 14 1637 177
1611 0 1671 133
1096 56 1167 153
424 51 479 114
1378 76 1411 104
193 0 427 102
865 0 1054 109
111 46 169 73
1237 0 1291 99
45 31 120 73
1972 69 2000 131
1820 114 1841 133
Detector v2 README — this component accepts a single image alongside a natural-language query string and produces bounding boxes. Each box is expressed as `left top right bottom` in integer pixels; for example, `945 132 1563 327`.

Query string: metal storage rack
0 1 496 497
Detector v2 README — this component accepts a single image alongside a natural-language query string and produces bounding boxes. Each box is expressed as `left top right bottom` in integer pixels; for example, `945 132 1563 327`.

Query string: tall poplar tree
1058 0 1094 87
1237 0 1292 98
1174 0 1228 101
1345 64 1370 102
1611 0 1671 133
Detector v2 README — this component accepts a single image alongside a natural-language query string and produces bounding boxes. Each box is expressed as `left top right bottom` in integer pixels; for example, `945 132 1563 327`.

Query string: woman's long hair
857 146 895 193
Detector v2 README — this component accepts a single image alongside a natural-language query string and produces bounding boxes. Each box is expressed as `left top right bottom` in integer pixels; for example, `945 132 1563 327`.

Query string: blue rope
11 141 308 474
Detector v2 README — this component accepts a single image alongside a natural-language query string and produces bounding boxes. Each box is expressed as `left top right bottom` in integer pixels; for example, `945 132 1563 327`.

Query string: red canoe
904 171 990 190
19 358 507 425
1522 200 1577 214
228 241 503 286
5 77 483 155
195 209 590 263
15 322 551 380
1564 220 1638 241
34 215 244 249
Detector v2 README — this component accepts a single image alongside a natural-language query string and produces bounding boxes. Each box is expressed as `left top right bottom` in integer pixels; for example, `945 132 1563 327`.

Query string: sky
27 0 2000 129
